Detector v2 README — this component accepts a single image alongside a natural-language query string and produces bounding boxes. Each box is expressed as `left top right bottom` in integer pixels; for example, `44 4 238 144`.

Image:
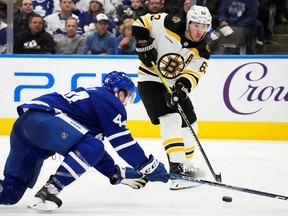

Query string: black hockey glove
110 165 148 189
166 82 189 110
135 36 158 67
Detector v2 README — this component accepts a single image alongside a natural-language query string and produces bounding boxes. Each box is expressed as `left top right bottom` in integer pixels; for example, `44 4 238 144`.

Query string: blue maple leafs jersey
17 87 147 168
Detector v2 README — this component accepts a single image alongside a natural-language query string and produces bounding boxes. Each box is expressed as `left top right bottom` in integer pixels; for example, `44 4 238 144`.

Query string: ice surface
1 136 288 216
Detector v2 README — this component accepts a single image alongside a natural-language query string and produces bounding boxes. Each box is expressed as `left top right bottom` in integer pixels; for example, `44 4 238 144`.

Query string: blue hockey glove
140 155 169 183
166 82 189 110
135 36 158 67
110 165 148 189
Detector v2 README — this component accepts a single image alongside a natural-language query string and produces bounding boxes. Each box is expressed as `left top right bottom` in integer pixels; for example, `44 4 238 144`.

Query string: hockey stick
151 61 222 182
169 173 288 201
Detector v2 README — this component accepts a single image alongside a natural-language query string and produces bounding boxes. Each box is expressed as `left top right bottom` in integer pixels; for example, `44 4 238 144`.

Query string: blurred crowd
0 0 287 54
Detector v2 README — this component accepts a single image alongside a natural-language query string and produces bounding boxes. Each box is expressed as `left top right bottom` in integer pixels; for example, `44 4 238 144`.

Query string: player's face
187 22 208 42
117 91 128 106
117 90 136 106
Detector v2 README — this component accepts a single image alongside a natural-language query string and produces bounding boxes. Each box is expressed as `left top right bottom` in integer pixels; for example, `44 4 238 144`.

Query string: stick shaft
170 173 288 200
176 104 222 182
151 62 221 182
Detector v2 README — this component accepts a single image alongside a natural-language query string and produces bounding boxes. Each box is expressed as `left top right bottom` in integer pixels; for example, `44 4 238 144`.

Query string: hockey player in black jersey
132 5 212 189
0 71 168 210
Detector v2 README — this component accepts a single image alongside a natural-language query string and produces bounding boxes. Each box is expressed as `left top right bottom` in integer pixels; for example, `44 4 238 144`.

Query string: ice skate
169 162 206 190
28 181 62 211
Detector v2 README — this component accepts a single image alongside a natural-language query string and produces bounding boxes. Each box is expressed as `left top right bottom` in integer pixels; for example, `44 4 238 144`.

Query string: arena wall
0 55 287 140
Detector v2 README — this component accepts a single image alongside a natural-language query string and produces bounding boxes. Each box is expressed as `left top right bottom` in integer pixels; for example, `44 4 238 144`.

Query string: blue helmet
102 71 136 104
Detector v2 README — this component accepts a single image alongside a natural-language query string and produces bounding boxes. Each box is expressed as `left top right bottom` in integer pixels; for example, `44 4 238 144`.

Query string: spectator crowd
0 0 287 54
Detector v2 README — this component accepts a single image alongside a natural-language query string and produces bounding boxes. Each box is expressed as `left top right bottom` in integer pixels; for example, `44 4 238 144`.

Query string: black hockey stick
169 173 288 201
151 62 222 182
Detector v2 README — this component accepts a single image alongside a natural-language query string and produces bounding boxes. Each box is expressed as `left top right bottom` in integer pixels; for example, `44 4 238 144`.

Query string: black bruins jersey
132 13 211 90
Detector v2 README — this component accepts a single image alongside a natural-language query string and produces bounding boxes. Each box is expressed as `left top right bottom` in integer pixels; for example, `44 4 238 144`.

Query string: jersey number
113 114 123 127
63 91 89 103
150 14 161 21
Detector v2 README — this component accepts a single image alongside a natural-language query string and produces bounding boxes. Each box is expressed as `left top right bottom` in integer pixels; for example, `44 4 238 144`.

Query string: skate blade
169 179 202 191
170 184 202 191
27 197 59 211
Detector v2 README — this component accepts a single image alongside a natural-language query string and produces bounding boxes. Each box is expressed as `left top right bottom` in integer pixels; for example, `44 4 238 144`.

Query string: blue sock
50 135 105 190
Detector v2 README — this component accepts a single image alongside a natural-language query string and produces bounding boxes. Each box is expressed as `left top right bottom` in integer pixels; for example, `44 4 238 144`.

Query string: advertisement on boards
0 55 287 139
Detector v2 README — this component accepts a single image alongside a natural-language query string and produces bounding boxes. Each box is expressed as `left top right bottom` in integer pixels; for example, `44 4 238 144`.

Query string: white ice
1 136 288 216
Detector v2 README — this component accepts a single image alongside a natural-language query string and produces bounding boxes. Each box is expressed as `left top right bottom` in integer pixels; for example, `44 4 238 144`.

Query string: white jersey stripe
106 130 130 141
68 152 90 171
114 140 137 152
61 161 79 180
55 113 88 135
24 100 51 107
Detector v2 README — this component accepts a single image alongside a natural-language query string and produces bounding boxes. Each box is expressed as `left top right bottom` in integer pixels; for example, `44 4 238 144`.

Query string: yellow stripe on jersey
134 19 143 27
163 137 186 154
178 73 198 89
185 146 195 154
163 137 184 147
185 154 194 159
165 28 180 42
182 69 201 80
185 146 195 159
141 15 151 31
137 69 146 76
140 61 152 69
186 146 195 152
189 48 200 57
166 147 186 154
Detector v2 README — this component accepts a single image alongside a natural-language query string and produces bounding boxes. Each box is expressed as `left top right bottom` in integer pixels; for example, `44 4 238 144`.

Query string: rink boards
0 55 287 140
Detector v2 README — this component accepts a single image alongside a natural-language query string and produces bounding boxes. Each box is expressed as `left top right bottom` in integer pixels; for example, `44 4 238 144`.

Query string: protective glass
124 91 136 105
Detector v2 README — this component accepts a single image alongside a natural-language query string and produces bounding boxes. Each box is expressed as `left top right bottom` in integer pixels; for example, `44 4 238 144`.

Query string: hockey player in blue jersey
0 71 169 211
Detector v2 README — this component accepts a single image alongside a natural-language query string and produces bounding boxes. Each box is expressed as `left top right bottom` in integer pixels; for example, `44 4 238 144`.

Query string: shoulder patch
172 16 181 24
206 44 211 53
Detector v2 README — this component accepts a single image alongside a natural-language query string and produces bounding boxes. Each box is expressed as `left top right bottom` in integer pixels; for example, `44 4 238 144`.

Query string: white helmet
186 5 212 32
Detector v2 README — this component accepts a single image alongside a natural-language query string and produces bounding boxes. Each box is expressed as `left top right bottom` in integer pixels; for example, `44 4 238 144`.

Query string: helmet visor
124 90 136 105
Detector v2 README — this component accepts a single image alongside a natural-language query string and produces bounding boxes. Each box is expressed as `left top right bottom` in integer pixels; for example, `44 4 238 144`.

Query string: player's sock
51 134 105 191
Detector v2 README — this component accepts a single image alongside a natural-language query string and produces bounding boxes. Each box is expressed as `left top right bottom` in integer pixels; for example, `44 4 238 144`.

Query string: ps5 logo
13 72 96 102
13 72 140 103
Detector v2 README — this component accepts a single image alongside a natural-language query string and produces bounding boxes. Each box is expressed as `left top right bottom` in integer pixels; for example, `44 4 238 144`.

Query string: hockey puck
222 196 232 202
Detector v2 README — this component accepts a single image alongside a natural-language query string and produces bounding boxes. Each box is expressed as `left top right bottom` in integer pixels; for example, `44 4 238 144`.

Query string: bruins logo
158 53 185 79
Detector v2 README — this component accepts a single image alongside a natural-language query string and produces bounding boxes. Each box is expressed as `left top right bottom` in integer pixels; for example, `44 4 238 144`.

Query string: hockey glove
166 82 189 110
135 36 158 67
110 165 148 189
140 155 169 183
